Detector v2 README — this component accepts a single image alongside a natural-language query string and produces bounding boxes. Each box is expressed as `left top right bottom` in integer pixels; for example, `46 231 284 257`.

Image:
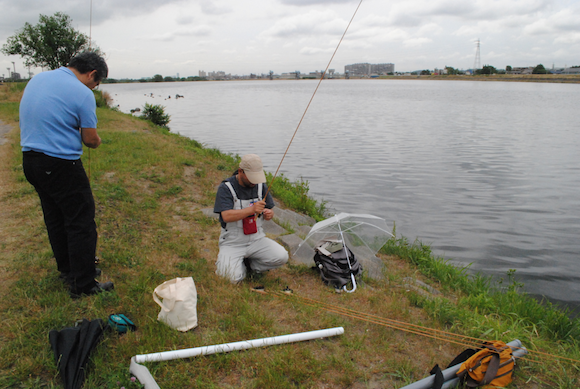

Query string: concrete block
359 256 386 282
273 208 315 230
403 277 441 295
279 234 315 266
263 219 287 236
296 225 312 239
201 208 218 219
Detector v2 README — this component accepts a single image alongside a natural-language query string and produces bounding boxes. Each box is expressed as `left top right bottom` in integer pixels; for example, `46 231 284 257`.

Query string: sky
1 0 579 79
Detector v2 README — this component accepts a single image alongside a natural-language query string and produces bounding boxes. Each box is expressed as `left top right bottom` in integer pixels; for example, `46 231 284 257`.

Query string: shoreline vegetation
1 82 579 388
381 74 580 83
100 73 580 84
386 74 580 84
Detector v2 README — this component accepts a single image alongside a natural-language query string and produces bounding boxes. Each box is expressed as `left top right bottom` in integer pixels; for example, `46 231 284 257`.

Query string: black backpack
313 241 362 289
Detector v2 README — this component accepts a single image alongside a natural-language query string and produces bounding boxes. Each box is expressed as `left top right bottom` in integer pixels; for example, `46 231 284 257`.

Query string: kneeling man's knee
275 247 289 265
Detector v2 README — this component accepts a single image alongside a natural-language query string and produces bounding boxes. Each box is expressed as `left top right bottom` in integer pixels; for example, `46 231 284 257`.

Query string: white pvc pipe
135 327 344 363
130 357 160 389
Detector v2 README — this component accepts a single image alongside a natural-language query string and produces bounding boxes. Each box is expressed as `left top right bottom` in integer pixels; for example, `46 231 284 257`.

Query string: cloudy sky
1 0 579 79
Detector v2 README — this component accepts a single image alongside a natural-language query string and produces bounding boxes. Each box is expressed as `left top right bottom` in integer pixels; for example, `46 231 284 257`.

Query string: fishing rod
263 0 364 200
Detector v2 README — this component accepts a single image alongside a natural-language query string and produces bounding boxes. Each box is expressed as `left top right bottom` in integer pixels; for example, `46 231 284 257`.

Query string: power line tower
473 39 481 74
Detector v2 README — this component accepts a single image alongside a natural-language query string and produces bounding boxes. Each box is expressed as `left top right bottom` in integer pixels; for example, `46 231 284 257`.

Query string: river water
101 79 580 310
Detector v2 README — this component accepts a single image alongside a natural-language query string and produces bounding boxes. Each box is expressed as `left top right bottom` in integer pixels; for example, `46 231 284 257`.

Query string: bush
93 90 112 108
140 103 171 128
267 173 327 221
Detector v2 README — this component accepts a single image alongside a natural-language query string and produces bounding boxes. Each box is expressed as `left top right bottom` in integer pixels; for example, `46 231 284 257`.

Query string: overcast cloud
1 0 579 79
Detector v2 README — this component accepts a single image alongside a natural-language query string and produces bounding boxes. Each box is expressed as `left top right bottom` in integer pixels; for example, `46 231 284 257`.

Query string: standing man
20 51 114 298
214 154 288 283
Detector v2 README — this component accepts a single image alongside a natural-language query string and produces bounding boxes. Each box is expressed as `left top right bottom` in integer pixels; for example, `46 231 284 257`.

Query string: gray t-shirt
214 175 274 228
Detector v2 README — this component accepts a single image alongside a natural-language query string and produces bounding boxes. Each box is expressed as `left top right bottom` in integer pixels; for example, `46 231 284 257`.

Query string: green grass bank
0 82 579 388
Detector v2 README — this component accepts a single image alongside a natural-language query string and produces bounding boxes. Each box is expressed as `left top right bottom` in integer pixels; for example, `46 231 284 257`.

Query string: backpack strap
480 353 500 386
447 348 477 368
462 353 501 387
429 364 445 389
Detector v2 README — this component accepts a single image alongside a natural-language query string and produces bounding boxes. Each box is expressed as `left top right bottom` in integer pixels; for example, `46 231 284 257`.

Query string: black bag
314 241 362 289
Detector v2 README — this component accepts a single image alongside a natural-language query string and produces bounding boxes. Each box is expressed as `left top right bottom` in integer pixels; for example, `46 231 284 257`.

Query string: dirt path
0 120 16 295
0 119 13 145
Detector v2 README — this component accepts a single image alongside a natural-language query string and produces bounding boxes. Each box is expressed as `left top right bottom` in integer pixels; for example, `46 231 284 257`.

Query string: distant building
280 71 301 79
562 67 580 74
199 70 207 78
344 63 395 77
508 67 534 75
307 71 323 78
345 63 370 76
205 71 229 80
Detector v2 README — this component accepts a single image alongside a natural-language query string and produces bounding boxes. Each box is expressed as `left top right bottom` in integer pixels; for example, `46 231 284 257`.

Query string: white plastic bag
153 277 198 332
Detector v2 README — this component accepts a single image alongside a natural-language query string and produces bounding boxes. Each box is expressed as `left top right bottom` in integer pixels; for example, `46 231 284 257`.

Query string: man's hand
252 200 266 215
263 208 274 221
221 200 268 223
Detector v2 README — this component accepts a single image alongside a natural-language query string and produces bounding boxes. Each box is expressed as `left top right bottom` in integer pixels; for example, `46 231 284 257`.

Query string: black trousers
23 151 98 293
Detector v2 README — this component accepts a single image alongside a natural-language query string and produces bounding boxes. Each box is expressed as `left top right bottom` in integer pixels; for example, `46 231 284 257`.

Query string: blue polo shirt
20 67 97 160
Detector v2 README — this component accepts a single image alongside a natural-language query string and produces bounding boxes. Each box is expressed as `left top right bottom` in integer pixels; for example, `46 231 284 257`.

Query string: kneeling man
214 154 288 282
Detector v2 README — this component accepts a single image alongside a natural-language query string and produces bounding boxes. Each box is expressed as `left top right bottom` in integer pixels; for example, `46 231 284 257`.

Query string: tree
506 65 512 72
152 74 164 82
1 12 96 70
477 65 497 75
533 64 548 74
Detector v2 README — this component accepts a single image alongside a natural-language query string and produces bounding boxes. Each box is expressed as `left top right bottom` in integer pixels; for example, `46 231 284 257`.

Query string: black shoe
70 281 114 299
247 270 265 281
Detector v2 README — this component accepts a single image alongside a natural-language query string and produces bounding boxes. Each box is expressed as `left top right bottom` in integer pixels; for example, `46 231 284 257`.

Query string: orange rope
274 291 484 349
257 289 580 366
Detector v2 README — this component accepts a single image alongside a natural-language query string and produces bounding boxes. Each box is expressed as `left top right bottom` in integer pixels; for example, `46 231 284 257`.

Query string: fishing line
264 0 364 199
89 0 93 45
257 289 580 366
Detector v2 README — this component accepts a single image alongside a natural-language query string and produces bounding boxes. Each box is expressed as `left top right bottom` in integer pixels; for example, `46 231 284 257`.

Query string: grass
267 172 327 221
1 83 579 388
381 235 580 341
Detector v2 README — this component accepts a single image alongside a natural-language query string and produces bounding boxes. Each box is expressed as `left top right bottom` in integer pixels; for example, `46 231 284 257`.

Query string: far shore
96 73 580 84
378 74 580 83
